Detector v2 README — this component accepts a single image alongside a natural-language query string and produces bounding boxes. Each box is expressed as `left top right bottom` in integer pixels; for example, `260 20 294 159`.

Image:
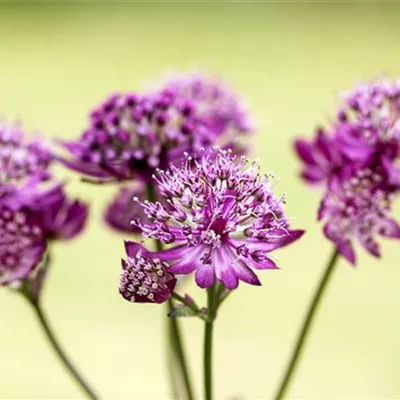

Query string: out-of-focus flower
61 90 211 183
295 78 400 263
62 73 254 184
105 185 147 234
129 147 303 290
0 204 46 285
120 241 177 303
0 122 52 197
319 169 400 264
336 80 400 186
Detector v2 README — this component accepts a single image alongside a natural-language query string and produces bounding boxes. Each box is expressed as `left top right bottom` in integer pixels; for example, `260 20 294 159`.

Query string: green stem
27 299 99 400
167 298 194 400
145 183 194 400
204 285 216 400
274 249 340 399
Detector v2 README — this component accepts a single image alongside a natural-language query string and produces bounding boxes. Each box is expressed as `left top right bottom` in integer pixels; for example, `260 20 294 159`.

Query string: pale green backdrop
0 2 399 399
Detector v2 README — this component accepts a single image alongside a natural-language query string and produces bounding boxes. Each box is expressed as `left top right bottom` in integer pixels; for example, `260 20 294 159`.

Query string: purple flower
105 185 147 234
61 90 211 183
335 80 400 186
0 122 53 197
319 169 400 264
120 241 177 303
0 204 46 285
129 148 303 290
62 74 254 184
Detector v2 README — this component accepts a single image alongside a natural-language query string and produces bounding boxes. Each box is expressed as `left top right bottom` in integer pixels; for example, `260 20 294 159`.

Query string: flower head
295 78 400 263
336 80 400 186
0 122 52 196
62 74 254 183
120 242 176 303
62 90 211 182
131 147 303 289
319 169 400 264
0 204 46 285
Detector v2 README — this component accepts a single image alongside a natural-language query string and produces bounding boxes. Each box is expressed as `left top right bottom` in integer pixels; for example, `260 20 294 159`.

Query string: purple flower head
294 127 344 184
62 90 213 183
0 204 46 285
120 242 177 303
131 147 303 290
335 80 400 186
163 73 254 137
319 168 400 265
0 122 52 197
105 185 147 234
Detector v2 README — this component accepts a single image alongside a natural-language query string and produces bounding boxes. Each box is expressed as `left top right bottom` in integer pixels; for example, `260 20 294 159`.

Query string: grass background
1 2 400 399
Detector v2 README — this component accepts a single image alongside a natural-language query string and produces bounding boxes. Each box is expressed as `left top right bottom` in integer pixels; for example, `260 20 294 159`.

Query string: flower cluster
61 73 254 234
295 78 400 263
0 122 88 288
0 123 52 197
120 147 303 302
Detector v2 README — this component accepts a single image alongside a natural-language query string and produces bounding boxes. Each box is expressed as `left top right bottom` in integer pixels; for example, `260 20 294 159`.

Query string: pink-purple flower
0 123 89 288
122 147 303 294
295 78 400 263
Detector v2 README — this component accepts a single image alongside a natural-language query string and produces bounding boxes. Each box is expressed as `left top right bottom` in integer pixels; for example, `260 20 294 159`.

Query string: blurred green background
1 2 400 399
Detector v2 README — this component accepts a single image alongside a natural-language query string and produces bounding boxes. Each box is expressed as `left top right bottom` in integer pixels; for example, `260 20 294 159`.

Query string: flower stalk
22 284 99 400
274 249 340 399
145 184 194 400
204 285 217 400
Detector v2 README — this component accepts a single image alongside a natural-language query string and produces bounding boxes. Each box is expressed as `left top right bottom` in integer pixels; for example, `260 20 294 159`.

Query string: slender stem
167 298 194 400
27 299 99 400
204 285 216 400
145 183 194 400
274 249 340 400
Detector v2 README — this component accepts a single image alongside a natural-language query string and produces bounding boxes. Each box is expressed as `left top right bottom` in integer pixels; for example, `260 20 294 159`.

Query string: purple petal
214 248 238 289
294 139 317 165
124 241 148 258
337 240 356 265
231 259 261 286
169 246 204 274
380 218 400 239
195 263 216 289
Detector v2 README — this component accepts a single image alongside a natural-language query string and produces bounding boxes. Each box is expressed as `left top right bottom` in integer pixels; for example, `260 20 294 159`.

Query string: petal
214 248 238 289
124 241 148 258
169 246 204 274
248 256 278 270
233 229 304 253
380 218 400 239
195 263 216 289
231 259 261 285
294 139 317 165
337 240 356 266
